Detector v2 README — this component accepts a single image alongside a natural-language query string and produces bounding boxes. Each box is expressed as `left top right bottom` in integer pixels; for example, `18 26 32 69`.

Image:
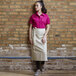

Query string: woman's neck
37 10 42 16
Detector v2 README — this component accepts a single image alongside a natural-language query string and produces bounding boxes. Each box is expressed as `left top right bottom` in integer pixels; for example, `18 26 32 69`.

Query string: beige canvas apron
31 27 48 61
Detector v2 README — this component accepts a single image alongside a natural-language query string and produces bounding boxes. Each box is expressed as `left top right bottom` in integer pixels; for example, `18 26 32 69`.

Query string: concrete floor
0 70 76 76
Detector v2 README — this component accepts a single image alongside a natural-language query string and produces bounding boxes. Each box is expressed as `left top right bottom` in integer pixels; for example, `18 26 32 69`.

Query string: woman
29 0 50 76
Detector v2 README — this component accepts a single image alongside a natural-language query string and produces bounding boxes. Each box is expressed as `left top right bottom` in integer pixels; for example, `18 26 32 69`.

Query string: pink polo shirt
29 11 50 28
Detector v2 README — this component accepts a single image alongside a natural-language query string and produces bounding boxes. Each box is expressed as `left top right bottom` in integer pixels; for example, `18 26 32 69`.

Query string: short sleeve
46 15 50 25
29 15 33 24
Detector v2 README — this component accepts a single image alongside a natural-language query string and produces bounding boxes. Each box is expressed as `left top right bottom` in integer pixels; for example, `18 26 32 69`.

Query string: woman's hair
34 0 47 13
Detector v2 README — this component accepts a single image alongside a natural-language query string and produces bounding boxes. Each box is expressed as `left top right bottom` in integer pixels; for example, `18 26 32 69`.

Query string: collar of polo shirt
36 11 45 16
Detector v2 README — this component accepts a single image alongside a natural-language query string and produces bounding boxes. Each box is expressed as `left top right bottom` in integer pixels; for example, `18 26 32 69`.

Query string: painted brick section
0 0 76 71
0 44 76 56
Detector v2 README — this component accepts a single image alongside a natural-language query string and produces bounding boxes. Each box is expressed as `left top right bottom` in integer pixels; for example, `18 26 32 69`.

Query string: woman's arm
43 24 50 37
29 24 32 40
42 24 50 44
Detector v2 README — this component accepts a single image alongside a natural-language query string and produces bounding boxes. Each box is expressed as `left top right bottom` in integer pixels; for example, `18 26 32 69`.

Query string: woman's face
35 2 42 11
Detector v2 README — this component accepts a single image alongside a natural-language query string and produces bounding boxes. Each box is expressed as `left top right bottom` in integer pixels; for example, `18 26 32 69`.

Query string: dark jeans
35 61 45 70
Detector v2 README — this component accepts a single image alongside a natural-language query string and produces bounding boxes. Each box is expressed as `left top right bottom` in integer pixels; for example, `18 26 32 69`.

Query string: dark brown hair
34 0 47 13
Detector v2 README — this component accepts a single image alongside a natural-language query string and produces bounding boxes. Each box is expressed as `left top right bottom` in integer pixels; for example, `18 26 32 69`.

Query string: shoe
34 69 41 76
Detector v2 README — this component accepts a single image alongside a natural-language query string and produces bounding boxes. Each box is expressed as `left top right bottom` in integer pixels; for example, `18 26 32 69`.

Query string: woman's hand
42 35 47 44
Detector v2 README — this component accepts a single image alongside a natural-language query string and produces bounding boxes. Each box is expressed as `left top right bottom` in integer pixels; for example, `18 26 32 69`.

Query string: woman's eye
35 5 38 6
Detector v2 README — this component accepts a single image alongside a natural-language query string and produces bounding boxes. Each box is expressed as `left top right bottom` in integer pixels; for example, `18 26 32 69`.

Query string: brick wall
0 0 76 71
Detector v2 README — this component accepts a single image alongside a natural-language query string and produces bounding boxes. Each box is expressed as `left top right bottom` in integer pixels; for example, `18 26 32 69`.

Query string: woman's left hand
42 35 47 44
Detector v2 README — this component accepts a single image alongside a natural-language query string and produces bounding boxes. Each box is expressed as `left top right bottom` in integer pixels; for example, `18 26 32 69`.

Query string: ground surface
0 70 76 76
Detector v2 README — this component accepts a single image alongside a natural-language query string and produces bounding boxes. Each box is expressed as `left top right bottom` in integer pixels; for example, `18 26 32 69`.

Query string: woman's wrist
43 33 47 37
29 36 32 39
